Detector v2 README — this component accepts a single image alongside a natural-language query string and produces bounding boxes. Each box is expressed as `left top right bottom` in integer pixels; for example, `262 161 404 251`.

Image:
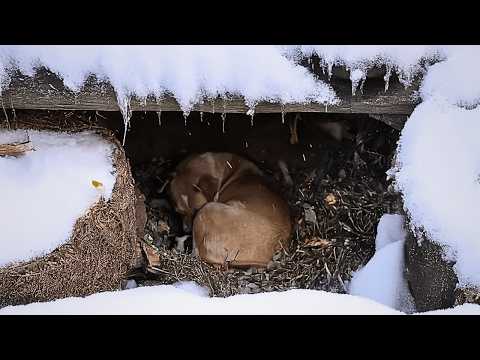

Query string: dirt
126 111 402 297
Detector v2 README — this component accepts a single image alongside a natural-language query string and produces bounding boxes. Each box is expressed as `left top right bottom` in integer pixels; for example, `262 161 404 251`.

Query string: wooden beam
0 67 420 120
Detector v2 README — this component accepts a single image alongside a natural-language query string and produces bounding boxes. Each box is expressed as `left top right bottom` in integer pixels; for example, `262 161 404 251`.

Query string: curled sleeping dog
169 152 292 268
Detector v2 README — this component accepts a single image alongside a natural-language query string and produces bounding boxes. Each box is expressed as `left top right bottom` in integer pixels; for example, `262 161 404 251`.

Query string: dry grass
0 113 140 308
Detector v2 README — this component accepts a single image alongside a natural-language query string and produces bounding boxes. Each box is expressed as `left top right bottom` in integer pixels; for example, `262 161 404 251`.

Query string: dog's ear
197 175 220 202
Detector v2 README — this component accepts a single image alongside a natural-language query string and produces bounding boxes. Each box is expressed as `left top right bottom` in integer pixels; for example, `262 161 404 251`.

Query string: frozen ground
0 130 115 267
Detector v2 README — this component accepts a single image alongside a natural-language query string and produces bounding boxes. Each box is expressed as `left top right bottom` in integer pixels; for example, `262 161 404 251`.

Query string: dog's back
170 152 292 268
194 173 292 267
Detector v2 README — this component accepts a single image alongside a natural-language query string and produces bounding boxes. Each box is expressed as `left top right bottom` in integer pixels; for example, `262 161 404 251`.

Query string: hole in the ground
6 109 402 297
107 110 402 296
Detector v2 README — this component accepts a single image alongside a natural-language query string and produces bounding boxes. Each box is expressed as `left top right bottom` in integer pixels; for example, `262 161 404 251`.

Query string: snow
420 46 480 108
288 45 443 87
0 285 403 315
349 214 415 313
416 303 480 315
391 98 480 287
0 45 338 116
1 283 478 315
0 130 116 267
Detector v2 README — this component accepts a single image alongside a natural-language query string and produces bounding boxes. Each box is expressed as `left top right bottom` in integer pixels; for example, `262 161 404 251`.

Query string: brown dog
169 152 292 268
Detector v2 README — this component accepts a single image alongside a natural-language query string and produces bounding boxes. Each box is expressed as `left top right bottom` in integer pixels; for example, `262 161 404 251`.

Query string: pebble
125 280 137 289
304 207 317 225
143 233 154 243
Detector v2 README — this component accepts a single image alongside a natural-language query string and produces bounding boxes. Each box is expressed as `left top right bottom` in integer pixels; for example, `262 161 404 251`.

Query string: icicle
302 153 307 162
118 95 132 146
221 100 227 133
327 62 334 80
325 103 328 113
200 111 204 123
221 112 227 133
156 110 162 126
359 77 366 95
281 103 285 124
1 93 10 129
212 100 215 114
384 64 393 92
247 108 255 127
183 111 189 127
245 140 248 148
350 68 366 96
10 97 16 121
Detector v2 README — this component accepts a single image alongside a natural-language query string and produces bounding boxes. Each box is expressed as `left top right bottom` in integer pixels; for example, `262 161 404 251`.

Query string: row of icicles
117 57 412 146
117 97 312 147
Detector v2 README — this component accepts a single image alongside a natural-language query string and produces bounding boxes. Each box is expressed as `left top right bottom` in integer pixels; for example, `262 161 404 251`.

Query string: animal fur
169 152 292 268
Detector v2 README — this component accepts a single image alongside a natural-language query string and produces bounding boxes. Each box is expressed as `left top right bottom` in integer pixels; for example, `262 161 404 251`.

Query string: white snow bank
0 130 116 267
1 283 477 315
0 284 403 315
420 46 480 108
349 214 415 312
0 45 338 115
391 98 480 287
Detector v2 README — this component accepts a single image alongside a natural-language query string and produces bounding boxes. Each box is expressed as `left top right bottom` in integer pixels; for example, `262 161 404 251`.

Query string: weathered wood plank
0 67 420 120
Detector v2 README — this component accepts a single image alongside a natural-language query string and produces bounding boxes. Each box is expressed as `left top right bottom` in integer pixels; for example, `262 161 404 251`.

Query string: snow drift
1 282 479 315
0 130 115 267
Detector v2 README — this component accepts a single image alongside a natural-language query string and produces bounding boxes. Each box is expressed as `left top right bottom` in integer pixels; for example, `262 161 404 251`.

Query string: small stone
143 233 154 243
273 253 282 261
247 282 259 289
125 280 137 289
338 169 346 179
304 207 317 224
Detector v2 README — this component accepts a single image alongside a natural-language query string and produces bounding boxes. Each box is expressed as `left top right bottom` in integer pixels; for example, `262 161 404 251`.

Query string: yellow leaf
91 180 104 189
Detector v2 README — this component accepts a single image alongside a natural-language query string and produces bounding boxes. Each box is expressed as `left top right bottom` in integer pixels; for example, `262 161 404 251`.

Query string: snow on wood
0 67 418 118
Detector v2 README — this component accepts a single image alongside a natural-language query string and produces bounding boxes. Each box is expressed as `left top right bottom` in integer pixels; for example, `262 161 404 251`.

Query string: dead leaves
141 242 161 268
324 193 337 206
304 237 331 249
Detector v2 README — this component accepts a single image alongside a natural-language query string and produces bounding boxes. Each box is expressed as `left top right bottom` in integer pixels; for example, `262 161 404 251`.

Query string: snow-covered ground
1 45 480 314
0 282 478 315
349 214 415 313
0 130 115 267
